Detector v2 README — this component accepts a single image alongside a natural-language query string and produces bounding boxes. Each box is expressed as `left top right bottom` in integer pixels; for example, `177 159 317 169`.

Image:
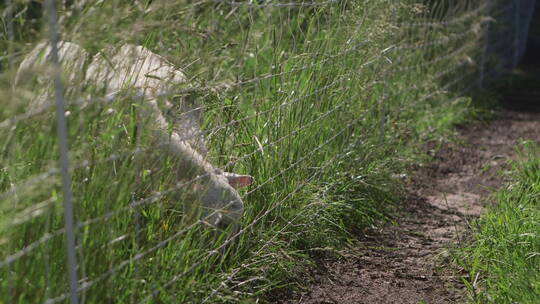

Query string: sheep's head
199 172 253 227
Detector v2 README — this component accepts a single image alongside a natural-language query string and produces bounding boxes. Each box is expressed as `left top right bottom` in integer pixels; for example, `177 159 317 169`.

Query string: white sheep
15 41 253 227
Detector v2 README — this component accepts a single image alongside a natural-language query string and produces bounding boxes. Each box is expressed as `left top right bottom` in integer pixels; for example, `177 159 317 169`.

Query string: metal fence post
513 0 521 69
6 1 15 302
6 0 15 71
379 81 388 145
479 34 488 88
45 1 80 304
479 3 490 89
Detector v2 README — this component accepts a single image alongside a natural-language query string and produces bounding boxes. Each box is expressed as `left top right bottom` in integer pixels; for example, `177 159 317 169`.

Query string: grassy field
0 0 497 303
458 142 540 303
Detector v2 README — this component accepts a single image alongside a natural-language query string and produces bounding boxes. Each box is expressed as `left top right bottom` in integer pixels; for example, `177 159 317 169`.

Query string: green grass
458 142 540 304
0 0 497 303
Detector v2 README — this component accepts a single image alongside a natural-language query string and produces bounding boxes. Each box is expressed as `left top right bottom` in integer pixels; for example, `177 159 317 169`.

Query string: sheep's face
198 172 253 227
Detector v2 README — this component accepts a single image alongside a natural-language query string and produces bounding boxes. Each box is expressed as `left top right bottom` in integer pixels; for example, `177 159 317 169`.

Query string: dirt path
279 109 540 304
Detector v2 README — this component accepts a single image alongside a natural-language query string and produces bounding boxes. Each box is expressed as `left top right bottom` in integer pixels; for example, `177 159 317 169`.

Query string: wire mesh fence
0 0 536 302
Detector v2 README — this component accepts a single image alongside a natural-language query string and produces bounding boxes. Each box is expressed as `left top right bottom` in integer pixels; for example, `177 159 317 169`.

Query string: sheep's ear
223 173 254 189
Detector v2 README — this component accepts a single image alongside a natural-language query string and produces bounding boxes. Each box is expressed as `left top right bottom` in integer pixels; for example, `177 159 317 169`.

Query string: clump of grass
458 142 540 303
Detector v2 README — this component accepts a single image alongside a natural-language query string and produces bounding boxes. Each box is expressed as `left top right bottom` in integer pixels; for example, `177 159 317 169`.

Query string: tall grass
458 142 540 303
0 0 492 302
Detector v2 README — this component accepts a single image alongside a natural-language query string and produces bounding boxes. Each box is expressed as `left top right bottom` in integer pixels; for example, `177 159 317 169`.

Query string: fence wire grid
0 0 536 303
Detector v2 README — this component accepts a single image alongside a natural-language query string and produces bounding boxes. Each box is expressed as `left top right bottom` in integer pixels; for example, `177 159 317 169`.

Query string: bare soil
276 38 540 304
